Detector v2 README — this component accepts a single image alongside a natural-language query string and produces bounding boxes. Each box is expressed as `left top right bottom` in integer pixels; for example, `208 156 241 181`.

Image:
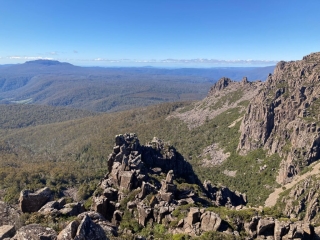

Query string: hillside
2 53 320 239
0 60 274 112
0 104 97 129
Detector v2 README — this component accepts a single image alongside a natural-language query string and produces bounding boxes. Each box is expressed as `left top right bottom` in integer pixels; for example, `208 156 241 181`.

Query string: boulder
244 216 259 237
57 197 66 208
313 226 320 240
137 181 155 199
159 192 173 203
200 211 221 232
57 220 79 240
0 225 15 239
257 218 275 236
186 207 201 225
74 214 107 240
274 220 290 240
19 187 52 213
165 170 174 184
103 188 118 201
284 221 311 239
38 200 60 214
137 204 152 226
119 171 134 190
91 196 109 218
112 210 123 225
59 202 85 216
127 201 137 210
12 224 57 240
77 211 107 221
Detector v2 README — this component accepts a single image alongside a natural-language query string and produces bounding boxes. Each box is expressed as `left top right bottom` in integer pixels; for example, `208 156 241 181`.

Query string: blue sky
0 0 319 67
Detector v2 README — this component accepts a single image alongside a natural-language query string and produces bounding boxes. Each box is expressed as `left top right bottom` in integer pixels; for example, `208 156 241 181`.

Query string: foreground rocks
10 133 247 238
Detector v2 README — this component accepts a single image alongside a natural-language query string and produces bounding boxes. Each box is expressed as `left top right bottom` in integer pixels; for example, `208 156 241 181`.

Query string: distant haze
0 60 275 112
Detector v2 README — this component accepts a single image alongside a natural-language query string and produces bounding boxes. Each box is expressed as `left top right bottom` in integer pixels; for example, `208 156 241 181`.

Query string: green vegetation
0 104 97 129
0 85 281 207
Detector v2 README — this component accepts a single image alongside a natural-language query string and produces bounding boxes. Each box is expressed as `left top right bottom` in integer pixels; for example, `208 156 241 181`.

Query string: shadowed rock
19 187 52 213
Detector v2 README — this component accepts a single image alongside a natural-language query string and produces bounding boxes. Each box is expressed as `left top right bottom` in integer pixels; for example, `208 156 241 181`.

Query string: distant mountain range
0 60 275 112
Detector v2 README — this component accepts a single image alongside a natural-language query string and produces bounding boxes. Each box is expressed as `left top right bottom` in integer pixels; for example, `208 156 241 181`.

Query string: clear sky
0 0 319 67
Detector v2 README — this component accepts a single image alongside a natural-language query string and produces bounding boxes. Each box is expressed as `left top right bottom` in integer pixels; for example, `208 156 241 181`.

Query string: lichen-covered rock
19 187 52 213
12 224 57 240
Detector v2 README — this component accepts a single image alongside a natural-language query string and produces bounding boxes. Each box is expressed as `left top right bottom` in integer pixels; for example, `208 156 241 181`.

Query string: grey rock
57 220 79 240
257 218 275 236
19 187 52 213
12 224 57 240
59 202 85 216
74 214 107 240
186 207 200 225
200 211 221 232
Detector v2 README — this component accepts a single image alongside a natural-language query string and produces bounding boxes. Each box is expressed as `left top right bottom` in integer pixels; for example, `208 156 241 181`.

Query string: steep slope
238 52 320 184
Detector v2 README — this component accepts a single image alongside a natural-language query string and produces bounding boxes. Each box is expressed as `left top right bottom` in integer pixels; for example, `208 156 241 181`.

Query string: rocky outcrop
19 187 52 213
91 133 199 220
57 212 117 240
238 52 320 184
244 216 312 239
209 77 233 92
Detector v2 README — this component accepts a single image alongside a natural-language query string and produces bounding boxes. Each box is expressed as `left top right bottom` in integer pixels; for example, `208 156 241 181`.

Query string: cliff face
238 52 320 184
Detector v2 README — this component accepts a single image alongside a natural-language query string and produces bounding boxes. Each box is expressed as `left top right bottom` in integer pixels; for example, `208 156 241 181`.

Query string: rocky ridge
238 52 320 184
171 76 264 129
